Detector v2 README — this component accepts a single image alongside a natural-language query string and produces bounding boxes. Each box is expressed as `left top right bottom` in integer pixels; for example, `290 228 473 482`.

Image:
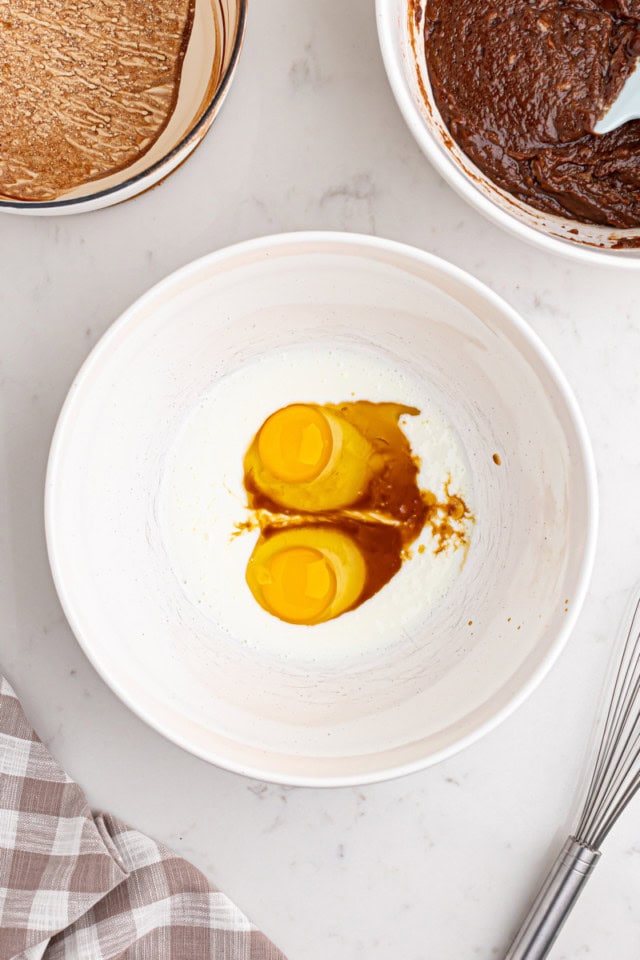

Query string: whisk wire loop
576 592 640 848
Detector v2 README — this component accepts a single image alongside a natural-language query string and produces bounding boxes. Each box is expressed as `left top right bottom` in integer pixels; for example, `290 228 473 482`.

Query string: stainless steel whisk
505 587 640 959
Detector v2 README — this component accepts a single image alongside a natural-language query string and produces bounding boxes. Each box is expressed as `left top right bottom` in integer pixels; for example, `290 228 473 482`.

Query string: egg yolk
257 404 333 484
257 545 337 623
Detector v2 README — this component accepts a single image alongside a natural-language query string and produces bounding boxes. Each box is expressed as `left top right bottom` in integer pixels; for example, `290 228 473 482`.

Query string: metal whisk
505 587 640 959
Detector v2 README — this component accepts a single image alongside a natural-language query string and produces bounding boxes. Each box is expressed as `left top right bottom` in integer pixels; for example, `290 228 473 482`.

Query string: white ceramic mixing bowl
376 0 640 266
46 232 597 785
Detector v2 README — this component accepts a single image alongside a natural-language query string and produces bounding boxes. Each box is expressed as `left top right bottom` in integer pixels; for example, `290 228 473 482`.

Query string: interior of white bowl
46 233 597 785
377 0 640 263
0 0 245 212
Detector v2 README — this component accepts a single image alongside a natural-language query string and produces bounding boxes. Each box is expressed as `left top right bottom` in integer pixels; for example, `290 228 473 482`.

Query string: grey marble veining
2 1 640 958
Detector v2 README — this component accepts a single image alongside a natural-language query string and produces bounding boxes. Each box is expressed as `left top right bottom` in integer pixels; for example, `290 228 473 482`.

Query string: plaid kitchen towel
0 676 286 960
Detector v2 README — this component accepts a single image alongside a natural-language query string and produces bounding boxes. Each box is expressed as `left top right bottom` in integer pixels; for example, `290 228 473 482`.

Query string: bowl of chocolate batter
0 0 247 215
377 0 640 262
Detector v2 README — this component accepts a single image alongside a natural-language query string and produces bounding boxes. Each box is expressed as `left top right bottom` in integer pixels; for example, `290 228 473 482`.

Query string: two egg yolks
250 405 345 624
242 401 440 626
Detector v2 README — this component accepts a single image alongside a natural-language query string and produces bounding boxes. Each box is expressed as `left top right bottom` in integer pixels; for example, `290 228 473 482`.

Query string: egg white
159 344 473 666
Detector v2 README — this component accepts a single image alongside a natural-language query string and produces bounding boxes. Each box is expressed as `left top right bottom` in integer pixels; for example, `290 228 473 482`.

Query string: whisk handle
503 836 600 960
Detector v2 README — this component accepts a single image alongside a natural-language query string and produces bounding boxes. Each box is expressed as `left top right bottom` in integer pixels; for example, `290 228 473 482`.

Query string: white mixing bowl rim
45 231 599 787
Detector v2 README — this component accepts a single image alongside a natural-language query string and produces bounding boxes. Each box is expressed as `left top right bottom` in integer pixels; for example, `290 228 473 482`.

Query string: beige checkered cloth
0 676 286 960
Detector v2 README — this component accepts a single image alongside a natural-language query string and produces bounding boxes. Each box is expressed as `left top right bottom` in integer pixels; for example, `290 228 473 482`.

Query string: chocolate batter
424 0 640 227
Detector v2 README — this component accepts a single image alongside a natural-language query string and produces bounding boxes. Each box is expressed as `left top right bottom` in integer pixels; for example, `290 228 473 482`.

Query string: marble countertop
3 1 640 957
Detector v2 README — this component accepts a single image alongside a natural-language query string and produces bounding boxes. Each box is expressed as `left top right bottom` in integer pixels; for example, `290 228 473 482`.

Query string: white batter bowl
45 233 597 785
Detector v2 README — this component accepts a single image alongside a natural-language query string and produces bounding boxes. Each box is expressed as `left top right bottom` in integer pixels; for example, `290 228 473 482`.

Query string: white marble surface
3 1 640 957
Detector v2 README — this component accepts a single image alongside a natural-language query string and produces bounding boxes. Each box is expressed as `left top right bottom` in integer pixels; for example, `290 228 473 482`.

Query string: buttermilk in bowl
160 344 475 663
